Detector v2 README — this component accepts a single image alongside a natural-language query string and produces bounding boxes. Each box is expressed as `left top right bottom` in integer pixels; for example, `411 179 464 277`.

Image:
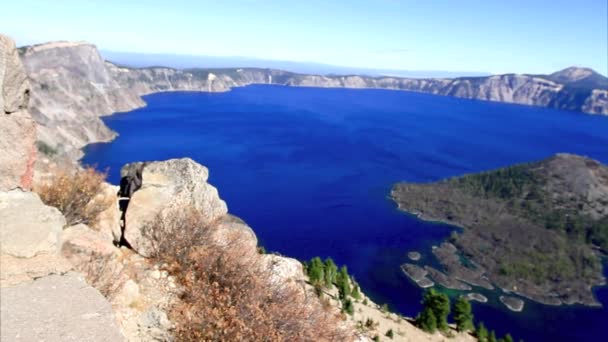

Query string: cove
83 85 608 342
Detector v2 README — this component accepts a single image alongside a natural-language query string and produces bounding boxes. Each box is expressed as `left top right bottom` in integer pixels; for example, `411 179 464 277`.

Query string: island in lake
392 153 608 307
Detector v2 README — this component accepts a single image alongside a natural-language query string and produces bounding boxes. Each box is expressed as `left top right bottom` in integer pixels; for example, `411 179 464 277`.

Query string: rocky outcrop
0 188 125 341
120 158 228 257
0 190 64 258
0 189 72 287
0 34 36 191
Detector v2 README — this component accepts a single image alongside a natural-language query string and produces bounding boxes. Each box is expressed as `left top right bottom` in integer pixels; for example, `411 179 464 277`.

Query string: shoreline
391 191 607 309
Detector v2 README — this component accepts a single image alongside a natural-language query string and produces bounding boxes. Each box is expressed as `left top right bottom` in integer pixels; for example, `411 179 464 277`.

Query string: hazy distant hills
101 50 491 79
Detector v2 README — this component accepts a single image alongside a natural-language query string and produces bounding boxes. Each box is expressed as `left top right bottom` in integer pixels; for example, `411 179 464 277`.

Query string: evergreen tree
421 289 450 331
342 298 354 315
323 257 338 287
416 307 437 333
504 334 514 342
351 283 362 300
489 330 497 342
336 265 351 299
307 257 325 285
385 329 394 339
453 296 474 332
476 322 488 342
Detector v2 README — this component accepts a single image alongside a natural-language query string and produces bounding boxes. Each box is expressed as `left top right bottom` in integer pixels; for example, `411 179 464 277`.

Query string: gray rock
0 189 65 258
407 251 421 261
122 158 228 257
0 34 36 191
500 295 525 312
0 273 125 341
401 263 435 288
464 292 488 303
0 35 29 114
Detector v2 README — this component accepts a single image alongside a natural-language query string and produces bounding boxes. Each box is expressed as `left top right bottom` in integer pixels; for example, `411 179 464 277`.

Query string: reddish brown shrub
35 166 111 226
145 208 352 341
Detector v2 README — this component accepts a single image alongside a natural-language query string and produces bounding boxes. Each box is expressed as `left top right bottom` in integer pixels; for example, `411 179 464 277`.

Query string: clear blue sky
2 0 606 74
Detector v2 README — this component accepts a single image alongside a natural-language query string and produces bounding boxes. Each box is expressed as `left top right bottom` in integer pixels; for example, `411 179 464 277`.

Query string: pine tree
504 334 514 342
351 283 362 300
489 330 497 342
453 296 474 332
416 307 437 333
307 257 325 285
476 322 488 342
421 289 450 331
323 257 338 287
342 298 354 315
385 329 394 339
336 265 351 299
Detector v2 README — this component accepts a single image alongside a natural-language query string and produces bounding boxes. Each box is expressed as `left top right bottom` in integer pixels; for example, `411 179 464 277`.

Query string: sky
2 0 607 75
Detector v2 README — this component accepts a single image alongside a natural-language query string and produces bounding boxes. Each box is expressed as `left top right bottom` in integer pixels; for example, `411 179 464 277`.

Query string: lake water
83 85 608 342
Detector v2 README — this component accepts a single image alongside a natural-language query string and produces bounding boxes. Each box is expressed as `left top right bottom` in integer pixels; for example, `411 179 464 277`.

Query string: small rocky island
393 154 608 307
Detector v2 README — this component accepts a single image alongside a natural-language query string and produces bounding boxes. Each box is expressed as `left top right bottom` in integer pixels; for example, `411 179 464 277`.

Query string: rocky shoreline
392 155 608 308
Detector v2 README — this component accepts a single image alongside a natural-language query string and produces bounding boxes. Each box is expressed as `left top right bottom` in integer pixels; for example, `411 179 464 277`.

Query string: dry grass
67 248 127 300
145 208 352 342
35 166 111 226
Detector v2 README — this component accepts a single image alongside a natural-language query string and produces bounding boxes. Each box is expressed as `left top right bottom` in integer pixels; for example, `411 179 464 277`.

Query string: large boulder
0 34 36 191
0 189 65 258
0 272 125 341
0 189 71 287
122 158 228 257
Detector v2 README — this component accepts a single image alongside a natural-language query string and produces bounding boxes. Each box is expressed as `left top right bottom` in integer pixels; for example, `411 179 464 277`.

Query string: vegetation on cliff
35 167 111 226
144 208 351 341
416 290 517 341
392 154 608 305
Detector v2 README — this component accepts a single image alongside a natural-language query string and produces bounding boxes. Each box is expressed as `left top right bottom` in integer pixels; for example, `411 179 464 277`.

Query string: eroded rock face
0 34 36 191
20 41 144 157
122 158 228 257
0 273 126 341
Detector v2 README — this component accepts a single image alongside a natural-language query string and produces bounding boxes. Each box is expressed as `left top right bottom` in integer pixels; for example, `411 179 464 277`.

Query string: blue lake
83 85 608 342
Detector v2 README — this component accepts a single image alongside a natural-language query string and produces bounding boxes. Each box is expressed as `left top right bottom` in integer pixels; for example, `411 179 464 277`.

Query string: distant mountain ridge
101 50 491 78
16 39 608 158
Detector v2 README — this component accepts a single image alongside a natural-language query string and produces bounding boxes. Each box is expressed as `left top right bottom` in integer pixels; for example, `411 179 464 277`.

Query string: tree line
416 288 520 342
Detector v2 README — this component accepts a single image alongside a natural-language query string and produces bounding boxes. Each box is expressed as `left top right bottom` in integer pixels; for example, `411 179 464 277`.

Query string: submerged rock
425 266 473 291
464 292 488 303
401 263 434 288
407 251 421 261
500 295 525 312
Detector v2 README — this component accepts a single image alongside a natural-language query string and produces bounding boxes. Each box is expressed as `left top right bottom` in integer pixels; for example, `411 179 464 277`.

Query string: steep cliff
17 39 607 159
20 41 144 158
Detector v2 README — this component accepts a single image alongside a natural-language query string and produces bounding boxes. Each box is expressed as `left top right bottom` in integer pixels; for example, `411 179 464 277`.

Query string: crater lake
83 85 608 342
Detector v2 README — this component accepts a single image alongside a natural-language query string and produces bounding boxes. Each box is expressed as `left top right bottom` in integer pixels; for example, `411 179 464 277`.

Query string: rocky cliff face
16 38 607 160
20 41 144 158
0 34 36 191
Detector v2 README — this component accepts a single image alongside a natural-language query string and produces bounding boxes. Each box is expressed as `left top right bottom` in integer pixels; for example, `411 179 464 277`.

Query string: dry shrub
145 208 351 341
142 207 212 270
36 166 111 226
67 248 127 300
